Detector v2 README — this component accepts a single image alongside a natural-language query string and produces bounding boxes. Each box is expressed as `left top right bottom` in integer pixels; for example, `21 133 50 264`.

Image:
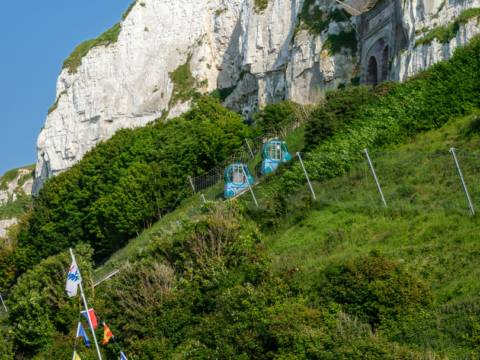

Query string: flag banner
103 324 114 345
80 309 98 329
66 259 82 297
76 322 91 347
72 351 82 360
120 351 128 360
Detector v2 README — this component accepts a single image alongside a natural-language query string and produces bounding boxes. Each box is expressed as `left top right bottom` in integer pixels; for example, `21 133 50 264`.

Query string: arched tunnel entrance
367 56 378 88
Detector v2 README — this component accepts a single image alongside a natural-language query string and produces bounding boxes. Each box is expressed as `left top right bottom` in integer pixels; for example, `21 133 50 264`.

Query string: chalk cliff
0 167 34 239
33 0 480 194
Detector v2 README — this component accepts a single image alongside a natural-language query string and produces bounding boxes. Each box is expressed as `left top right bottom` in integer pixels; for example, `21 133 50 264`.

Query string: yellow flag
73 351 82 360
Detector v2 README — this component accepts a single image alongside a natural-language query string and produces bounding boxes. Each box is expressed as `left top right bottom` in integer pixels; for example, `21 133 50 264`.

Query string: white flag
66 259 82 297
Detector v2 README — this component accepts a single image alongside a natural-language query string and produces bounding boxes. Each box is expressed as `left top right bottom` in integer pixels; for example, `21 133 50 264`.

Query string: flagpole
70 248 103 360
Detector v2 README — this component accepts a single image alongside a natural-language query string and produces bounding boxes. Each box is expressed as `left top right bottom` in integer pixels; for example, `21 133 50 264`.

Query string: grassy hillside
4 34 480 360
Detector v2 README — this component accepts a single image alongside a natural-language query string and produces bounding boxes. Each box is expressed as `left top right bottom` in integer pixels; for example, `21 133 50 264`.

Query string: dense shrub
16 96 252 268
314 249 434 325
304 86 376 150
254 101 295 133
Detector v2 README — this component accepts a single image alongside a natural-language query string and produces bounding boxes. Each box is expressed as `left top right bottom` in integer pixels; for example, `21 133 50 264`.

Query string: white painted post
245 139 255 158
241 165 258 206
0 294 7 316
188 176 196 195
297 152 316 200
450 148 475 214
364 149 387 207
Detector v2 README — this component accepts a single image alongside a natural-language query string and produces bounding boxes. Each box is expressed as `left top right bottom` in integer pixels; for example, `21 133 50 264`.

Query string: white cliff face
0 219 17 240
33 0 359 194
0 167 33 240
0 168 34 207
33 0 480 193
392 0 480 81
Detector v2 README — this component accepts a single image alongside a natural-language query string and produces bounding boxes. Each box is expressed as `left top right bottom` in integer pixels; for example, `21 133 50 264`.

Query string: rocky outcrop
0 167 33 240
0 219 17 239
0 168 34 207
392 0 480 81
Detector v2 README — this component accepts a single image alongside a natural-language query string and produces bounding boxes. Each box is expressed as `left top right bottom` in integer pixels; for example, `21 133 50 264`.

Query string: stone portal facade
357 0 407 86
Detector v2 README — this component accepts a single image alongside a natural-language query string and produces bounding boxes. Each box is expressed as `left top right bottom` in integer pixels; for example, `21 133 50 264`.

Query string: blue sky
0 0 133 177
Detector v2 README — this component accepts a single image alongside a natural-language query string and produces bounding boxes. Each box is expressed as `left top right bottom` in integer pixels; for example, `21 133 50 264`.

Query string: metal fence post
201 194 206 203
450 148 475 214
188 176 196 195
364 149 387 208
297 152 316 200
241 165 258 206
245 139 255 158
0 294 7 317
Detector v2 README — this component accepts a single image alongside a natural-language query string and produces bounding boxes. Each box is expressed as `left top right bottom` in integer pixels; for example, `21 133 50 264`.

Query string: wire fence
233 149 480 216
189 117 303 193
93 145 480 280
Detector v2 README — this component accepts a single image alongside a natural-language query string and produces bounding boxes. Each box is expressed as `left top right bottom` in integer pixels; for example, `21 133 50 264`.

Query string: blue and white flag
76 322 91 347
66 258 82 297
120 351 128 360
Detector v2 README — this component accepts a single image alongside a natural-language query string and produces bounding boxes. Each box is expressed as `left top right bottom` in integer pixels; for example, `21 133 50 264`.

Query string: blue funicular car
261 139 292 175
224 163 255 199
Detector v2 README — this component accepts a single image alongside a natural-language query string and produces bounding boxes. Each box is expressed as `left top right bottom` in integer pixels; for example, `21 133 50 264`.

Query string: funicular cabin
224 163 255 199
261 140 292 175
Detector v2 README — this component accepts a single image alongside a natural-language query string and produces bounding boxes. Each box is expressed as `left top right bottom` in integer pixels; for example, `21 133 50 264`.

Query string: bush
314 249 434 324
254 101 295 133
304 86 375 150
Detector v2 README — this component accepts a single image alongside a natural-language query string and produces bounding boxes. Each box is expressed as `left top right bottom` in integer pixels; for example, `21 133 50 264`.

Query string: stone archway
367 56 378 87
381 46 389 82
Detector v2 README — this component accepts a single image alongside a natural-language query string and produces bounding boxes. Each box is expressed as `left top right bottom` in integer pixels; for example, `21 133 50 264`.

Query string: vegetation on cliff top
62 1 137 73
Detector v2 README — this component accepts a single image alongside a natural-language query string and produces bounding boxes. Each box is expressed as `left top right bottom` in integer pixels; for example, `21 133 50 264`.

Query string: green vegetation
4 204 436 359
254 0 269 13
215 7 227 16
169 55 202 107
323 30 357 54
296 5 352 37
254 100 295 133
0 191 33 221
416 8 480 46
62 1 137 73
210 85 236 102
0 165 35 225
292 3 356 54
47 90 66 115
